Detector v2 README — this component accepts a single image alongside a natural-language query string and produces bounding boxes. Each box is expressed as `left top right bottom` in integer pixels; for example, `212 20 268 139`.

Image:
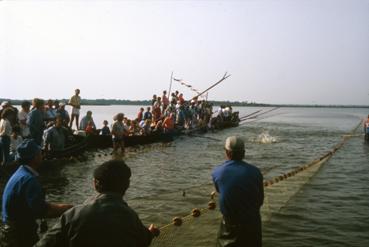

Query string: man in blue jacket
212 136 264 247
1 139 73 247
27 98 45 145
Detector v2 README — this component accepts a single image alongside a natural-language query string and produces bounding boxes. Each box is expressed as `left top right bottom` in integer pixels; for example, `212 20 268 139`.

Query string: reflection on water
1 106 369 246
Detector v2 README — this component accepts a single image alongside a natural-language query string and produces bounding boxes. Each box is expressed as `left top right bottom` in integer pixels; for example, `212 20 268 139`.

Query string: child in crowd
111 113 127 154
10 127 23 162
100 120 111 135
85 121 96 135
0 108 13 166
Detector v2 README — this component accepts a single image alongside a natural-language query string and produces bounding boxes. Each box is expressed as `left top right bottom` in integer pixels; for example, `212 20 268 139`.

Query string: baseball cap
15 139 42 161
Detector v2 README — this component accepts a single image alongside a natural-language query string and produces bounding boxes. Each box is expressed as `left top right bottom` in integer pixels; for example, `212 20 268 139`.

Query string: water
2 105 369 246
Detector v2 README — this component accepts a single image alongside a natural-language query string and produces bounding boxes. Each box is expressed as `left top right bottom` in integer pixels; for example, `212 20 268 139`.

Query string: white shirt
10 135 23 153
18 110 30 137
0 119 12 136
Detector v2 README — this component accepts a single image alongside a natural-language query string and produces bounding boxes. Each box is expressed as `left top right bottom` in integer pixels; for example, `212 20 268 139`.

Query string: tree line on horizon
0 98 367 108
0 98 269 107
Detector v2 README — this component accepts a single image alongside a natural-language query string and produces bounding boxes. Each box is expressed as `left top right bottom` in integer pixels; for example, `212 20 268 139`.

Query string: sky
0 0 368 105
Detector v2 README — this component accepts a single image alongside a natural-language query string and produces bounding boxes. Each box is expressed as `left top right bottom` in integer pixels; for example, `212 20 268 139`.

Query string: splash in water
254 131 278 144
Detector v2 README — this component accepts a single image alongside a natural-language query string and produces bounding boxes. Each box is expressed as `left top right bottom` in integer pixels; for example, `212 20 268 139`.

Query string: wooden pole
168 71 173 97
195 72 230 99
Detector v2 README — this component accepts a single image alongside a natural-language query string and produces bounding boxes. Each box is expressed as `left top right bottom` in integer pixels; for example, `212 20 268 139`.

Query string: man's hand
59 203 74 211
46 203 74 218
148 224 160 237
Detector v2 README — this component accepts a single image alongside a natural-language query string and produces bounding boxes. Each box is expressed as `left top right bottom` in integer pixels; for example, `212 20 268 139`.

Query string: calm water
3 105 369 246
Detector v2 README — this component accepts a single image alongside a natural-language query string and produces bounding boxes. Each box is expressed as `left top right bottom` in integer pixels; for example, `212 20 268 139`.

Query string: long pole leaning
168 71 173 97
195 72 230 99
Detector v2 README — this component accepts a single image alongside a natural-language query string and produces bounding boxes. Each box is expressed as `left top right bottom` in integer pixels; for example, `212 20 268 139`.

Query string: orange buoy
211 191 216 199
173 217 183 226
192 208 201 217
208 201 216 210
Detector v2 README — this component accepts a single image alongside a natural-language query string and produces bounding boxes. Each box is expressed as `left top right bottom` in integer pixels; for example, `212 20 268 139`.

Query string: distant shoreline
1 98 368 109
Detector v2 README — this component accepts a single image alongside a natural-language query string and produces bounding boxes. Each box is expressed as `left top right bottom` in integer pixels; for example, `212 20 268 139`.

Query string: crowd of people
0 88 270 247
0 89 237 160
0 89 81 165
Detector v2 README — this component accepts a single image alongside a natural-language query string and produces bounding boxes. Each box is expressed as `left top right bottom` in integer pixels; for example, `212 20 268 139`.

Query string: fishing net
149 121 362 246
149 156 327 246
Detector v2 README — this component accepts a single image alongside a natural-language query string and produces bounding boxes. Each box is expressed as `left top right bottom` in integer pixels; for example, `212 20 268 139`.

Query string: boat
86 130 178 149
43 134 88 160
86 112 240 149
212 111 240 129
0 135 89 182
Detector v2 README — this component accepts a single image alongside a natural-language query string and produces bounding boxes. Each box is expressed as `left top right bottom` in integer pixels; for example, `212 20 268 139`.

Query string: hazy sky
1 0 368 105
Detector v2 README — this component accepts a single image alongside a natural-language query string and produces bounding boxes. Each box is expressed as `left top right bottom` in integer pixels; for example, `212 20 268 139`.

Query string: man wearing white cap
212 136 264 247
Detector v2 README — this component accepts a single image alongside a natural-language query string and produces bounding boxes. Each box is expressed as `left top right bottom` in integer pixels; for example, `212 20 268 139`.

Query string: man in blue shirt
212 136 264 247
143 106 152 121
1 139 73 247
27 98 45 145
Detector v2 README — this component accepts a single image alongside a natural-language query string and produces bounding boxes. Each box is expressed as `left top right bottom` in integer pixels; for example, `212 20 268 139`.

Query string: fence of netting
149 120 363 247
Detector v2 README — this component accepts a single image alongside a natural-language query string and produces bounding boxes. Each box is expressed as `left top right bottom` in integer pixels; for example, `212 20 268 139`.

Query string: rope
172 78 203 96
239 107 280 123
239 110 262 120
173 72 231 99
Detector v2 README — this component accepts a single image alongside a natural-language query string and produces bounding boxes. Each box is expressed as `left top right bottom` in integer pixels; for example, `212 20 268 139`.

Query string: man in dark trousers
1 139 73 247
212 136 264 247
36 159 159 247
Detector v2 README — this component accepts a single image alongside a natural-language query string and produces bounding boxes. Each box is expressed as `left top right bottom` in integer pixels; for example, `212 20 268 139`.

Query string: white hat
225 136 245 152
